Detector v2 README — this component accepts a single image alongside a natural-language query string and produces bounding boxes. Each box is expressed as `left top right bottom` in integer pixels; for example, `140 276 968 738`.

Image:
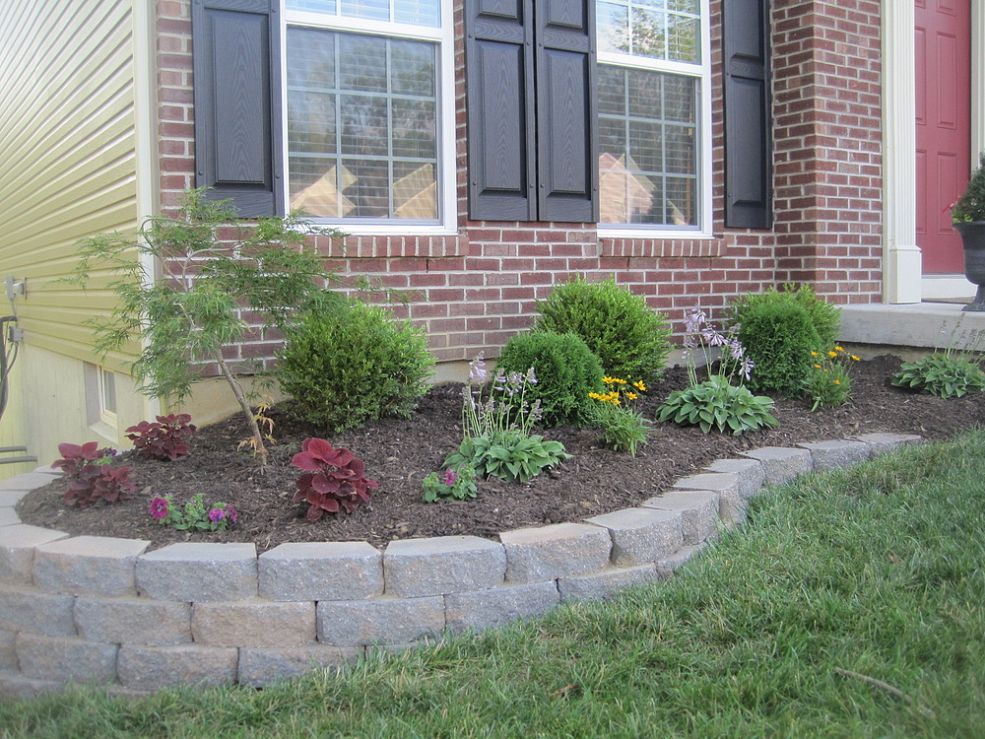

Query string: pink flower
208 507 225 524
225 504 238 524
443 469 458 486
148 497 169 521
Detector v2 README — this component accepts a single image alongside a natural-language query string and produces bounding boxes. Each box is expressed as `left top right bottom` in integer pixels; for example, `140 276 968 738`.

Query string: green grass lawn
4 431 985 738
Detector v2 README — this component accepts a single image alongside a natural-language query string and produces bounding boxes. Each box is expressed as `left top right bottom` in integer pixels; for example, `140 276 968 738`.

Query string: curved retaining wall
0 433 920 698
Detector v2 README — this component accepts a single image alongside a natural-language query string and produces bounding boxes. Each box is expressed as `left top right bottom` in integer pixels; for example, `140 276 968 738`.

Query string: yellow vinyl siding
0 0 140 373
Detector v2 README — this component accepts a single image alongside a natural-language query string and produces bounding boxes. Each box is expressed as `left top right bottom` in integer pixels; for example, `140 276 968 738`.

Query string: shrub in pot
953 153 985 311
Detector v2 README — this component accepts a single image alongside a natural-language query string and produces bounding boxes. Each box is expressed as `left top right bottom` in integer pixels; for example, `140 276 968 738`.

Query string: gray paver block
75 597 192 646
740 446 813 486
854 432 923 456
445 581 559 633
0 586 75 636
0 629 15 670
192 601 316 647
499 522 612 583
34 536 149 596
0 508 19 527
656 543 709 577
383 536 505 597
585 507 683 565
136 543 257 601
16 634 117 684
0 473 59 492
641 490 720 545
705 458 766 499
117 645 238 691
0 670 61 699
317 596 445 647
238 646 363 688
557 564 663 603
672 473 745 527
797 439 871 471
0 524 69 584
259 542 383 601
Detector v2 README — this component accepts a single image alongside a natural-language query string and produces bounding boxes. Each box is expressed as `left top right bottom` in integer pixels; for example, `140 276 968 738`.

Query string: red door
915 0 972 274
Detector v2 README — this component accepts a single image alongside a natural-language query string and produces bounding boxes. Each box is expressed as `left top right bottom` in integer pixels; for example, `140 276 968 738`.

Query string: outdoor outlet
7 325 23 343
4 276 25 301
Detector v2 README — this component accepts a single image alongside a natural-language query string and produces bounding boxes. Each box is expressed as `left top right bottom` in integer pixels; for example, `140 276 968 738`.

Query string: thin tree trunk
215 351 268 463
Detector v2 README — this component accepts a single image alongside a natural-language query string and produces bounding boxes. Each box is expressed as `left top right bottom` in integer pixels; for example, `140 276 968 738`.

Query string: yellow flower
827 351 838 358
832 379 841 385
850 355 861 362
813 364 822 369
835 345 845 352
633 380 647 392
626 392 638 400
810 351 819 357
602 376 617 385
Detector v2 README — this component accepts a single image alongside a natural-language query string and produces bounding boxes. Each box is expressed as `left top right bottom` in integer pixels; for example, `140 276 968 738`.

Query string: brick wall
154 0 883 370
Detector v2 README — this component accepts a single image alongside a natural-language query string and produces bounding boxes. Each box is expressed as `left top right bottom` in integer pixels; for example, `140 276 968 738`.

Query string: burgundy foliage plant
52 442 136 506
292 437 379 521
125 414 197 461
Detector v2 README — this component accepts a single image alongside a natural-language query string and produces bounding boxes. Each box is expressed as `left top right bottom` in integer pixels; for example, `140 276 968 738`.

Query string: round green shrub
732 284 840 349
277 300 434 432
736 300 821 397
497 331 604 426
534 278 671 381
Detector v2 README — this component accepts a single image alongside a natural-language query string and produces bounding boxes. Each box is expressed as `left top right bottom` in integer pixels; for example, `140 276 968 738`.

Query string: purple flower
148 497 169 521
525 366 538 386
443 469 458 486
684 307 706 334
740 357 755 381
208 507 225 524
225 505 238 524
468 354 488 384
729 339 745 361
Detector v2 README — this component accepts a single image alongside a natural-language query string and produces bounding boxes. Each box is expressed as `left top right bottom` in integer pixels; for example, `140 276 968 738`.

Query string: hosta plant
421 465 478 503
892 353 985 399
148 493 237 531
292 438 379 520
444 430 569 483
126 414 197 461
52 442 136 506
658 308 777 435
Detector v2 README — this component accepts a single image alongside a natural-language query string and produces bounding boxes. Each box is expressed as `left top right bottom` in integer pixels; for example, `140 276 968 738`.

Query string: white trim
880 0 922 304
595 0 712 236
921 274 976 300
279 1 457 234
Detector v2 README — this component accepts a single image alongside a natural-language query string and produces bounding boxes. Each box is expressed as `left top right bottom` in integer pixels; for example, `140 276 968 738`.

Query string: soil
17 355 985 552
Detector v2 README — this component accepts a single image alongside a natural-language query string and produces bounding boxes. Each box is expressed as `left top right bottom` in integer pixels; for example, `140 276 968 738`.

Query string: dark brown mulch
17 355 985 552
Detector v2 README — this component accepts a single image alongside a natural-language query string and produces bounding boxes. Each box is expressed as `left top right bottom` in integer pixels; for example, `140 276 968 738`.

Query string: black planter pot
957 221 985 311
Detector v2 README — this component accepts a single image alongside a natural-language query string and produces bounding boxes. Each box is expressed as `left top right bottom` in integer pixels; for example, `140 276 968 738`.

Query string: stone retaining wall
0 433 920 698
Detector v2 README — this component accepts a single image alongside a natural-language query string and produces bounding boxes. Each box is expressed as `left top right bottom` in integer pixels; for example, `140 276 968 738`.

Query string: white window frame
96 366 118 429
596 0 713 238
280 2 458 236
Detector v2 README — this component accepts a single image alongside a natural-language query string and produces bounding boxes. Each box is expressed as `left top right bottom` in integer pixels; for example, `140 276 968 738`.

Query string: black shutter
723 0 772 229
192 0 283 216
534 0 598 223
465 0 537 221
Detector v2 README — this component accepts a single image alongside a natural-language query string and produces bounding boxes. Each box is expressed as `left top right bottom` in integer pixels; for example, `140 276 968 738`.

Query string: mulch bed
17 355 985 552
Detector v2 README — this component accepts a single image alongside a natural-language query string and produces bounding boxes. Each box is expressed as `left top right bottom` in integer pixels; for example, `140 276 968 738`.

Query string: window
282 1 455 230
596 0 710 232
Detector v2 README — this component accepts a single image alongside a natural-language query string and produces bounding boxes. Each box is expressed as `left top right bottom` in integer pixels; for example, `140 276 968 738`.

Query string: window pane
287 0 440 27
395 0 439 26
287 0 337 12
667 13 700 62
597 65 698 227
287 27 439 221
631 6 665 59
341 0 389 21
597 2 630 53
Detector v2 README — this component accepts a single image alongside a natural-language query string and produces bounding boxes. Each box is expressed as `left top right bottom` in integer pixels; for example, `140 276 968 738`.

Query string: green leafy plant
445 431 569 483
422 465 478 503
496 331 603 426
449 355 569 483
586 402 649 456
148 494 237 531
534 278 672 381
892 353 985 398
277 299 434 433
732 284 841 350
74 188 344 462
732 297 821 396
657 308 777 435
952 153 985 223
804 346 860 410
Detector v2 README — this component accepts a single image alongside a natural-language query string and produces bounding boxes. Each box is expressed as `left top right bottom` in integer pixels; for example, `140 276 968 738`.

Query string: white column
881 0 922 304
973 0 985 168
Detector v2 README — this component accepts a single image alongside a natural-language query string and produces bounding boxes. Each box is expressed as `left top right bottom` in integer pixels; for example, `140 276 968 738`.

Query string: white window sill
294 222 459 238
598 228 715 240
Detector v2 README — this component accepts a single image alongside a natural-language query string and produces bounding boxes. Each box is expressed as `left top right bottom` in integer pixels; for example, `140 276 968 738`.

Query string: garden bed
16 355 984 552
